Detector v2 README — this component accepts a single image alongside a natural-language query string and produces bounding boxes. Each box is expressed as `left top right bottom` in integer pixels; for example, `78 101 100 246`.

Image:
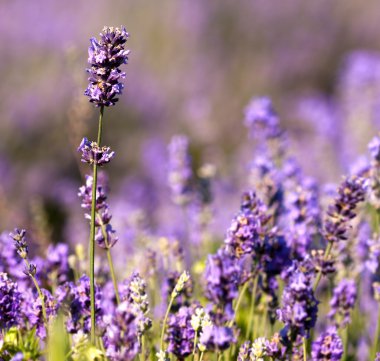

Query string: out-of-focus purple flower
85 26 130 107
0 232 24 280
34 243 70 288
244 97 281 140
103 301 139 361
237 341 251 360
23 288 57 339
328 279 357 328
167 135 193 206
78 175 118 249
199 325 235 352
365 236 380 273
166 306 195 358
284 179 320 259
311 327 343 361
277 268 318 341
64 275 103 334
203 249 242 320
119 272 152 336
0 272 21 330
376 352 380 361
369 136 380 163
323 176 367 244
78 137 115 166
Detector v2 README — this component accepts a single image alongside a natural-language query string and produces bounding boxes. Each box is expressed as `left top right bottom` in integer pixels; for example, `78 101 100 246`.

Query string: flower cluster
323 176 366 244
311 327 343 361
85 26 130 107
78 137 115 166
328 279 356 328
0 273 21 330
277 268 318 341
78 175 118 248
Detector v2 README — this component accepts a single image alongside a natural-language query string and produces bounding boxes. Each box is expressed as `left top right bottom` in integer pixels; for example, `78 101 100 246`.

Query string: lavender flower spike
311 327 343 361
0 272 21 330
78 137 115 166
85 26 130 107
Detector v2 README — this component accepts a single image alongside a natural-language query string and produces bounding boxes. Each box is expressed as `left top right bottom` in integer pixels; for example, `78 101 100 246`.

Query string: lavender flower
311 327 343 361
328 279 357 328
244 96 281 139
167 135 193 206
78 137 115 166
323 176 366 244
103 301 139 361
9 229 28 260
199 325 235 352
85 26 130 107
203 249 242 320
0 273 21 330
166 306 195 358
277 268 318 340
64 275 103 334
78 175 118 249
237 341 251 361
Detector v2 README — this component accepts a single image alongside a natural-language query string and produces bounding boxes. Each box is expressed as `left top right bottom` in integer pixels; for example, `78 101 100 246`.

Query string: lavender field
2 1 380 360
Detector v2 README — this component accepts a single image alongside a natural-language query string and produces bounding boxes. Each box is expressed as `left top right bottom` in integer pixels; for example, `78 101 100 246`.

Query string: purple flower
9 228 28 259
237 341 251 361
78 175 118 249
203 249 242 320
167 135 193 206
225 191 270 258
199 325 235 352
369 136 380 163
85 26 130 107
244 96 281 140
277 268 318 340
323 176 366 244
103 301 139 361
166 306 195 358
328 279 356 328
0 272 21 330
78 137 115 166
63 275 103 334
376 353 380 361
311 327 343 361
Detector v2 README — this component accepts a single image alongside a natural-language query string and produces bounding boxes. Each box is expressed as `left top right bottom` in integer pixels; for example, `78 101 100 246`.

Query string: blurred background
1 0 380 250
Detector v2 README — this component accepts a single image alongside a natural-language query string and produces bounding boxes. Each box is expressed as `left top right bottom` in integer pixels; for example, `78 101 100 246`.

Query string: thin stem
160 296 175 351
303 337 307 361
199 352 204 361
192 332 198 360
98 215 121 305
313 241 333 292
25 260 47 324
371 303 380 360
89 106 104 344
342 326 348 361
227 281 249 328
141 335 146 361
217 352 223 361
246 275 259 339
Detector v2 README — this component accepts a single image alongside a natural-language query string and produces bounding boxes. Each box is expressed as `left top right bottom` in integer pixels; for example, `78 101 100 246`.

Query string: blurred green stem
89 105 104 344
246 275 259 339
160 296 175 351
342 326 349 361
371 304 380 360
303 337 307 361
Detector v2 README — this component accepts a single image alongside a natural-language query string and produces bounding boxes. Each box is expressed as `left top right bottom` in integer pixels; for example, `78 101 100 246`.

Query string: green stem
246 275 259 339
89 106 104 344
199 352 204 361
303 337 307 361
192 332 198 360
313 241 333 292
227 281 249 328
98 215 121 305
26 260 47 324
160 296 175 351
342 326 348 361
371 304 380 360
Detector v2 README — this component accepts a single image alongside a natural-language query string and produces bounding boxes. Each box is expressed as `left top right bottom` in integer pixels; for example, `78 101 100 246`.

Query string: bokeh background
1 0 380 250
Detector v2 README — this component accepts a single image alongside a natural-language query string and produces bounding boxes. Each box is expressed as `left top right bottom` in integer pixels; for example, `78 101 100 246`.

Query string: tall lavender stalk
83 26 130 343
